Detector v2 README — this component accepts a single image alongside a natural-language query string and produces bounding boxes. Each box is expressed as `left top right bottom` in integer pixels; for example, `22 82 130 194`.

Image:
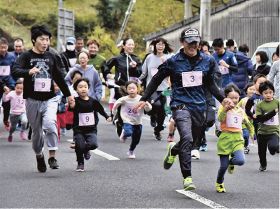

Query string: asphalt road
0 114 279 208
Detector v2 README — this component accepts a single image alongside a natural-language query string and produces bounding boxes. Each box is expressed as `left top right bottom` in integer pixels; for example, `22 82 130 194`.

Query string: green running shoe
163 142 176 169
228 164 235 174
183 177 196 191
216 182 226 193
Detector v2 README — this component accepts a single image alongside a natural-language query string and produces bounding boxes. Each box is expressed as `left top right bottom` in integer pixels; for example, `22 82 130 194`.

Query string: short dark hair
70 70 83 80
15 79 23 86
244 82 254 94
224 83 241 97
125 80 138 89
120 37 134 53
0 37 9 45
86 39 100 48
253 74 266 84
200 40 210 50
31 25 52 45
73 78 90 91
212 38 224 48
238 44 249 53
226 39 235 47
14 38 24 44
259 80 275 94
255 51 269 63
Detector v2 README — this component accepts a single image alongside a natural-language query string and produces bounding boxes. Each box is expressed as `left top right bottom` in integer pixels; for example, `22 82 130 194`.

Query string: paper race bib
0 66 11 76
264 113 279 126
79 112 95 126
226 112 243 129
124 104 139 117
69 58 77 67
182 71 202 87
34 78 51 92
219 66 229 75
151 68 158 77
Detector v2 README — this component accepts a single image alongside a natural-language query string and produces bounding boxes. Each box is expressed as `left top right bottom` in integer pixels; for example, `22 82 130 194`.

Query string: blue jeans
122 123 142 151
217 150 245 183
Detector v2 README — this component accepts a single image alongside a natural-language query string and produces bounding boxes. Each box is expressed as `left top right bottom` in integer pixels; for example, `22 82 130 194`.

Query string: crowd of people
0 25 279 193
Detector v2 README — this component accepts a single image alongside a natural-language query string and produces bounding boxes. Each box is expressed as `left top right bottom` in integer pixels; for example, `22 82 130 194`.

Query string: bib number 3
182 71 202 87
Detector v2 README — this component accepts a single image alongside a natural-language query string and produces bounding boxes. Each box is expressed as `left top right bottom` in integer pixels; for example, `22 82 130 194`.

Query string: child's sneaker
183 177 196 191
127 150 136 159
76 163 85 172
7 135 13 142
191 149 200 160
20 131 27 140
244 146 250 154
199 144 208 152
4 121 10 131
216 182 226 193
119 129 127 143
228 164 235 174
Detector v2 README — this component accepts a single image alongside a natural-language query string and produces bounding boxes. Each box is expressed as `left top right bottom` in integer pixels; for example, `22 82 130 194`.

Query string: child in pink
3 79 27 142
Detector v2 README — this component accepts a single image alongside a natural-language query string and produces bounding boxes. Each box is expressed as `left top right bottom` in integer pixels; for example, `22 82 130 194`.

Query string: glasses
156 42 165 46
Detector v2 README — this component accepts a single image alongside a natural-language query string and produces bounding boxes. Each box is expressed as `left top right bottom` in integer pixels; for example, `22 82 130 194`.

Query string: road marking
176 190 228 209
67 139 74 143
91 149 120 160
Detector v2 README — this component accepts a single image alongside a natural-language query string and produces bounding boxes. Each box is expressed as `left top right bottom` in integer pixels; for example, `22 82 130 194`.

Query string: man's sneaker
7 135 13 142
70 142 75 149
84 151 91 160
150 119 157 128
127 150 136 159
216 182 226 193
36 154 47 173
48 157 60 169
76 163 85 172
20 131 27 140
119 129 127 143
199 144 208 152
228 164 234 174
154 132 162 141
191 149 200 160
259 165 266 171
183 177 196 191
167 134 175 142
163 142 176 169
4 121 10 131
244 146 250 154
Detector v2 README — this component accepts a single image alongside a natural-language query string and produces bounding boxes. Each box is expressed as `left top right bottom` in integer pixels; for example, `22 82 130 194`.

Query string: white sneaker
119 129 127 143
127 150 136 159
191 149 200 160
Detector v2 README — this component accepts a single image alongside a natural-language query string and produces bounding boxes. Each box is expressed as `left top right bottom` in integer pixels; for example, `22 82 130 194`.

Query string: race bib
69 58 77 67
264 113 279 126
34 78 51 92
124 104 139 117
182 71 202 87
79 112 95 126
219 66 229 75
151 68 158 77
0 66 10 76
226 112 243 129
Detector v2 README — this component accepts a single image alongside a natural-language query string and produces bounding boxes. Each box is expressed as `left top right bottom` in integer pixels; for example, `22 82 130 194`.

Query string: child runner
68 78 111 172
112 80 152 159
255 80 279 171
3 79 28 142
216 84 254 193
106 74 116 117
237 82 256 154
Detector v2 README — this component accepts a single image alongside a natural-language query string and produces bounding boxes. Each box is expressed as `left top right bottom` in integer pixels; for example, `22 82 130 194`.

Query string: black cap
180 28 201 43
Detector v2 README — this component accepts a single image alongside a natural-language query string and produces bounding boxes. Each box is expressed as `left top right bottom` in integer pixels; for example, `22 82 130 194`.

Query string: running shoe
119 129 127 143
7 135 13 142
199 144 208 152
183 177 196 191
228 164 235 174
154 132 162 141
76 163 85 172
244 146 250 154
36 154 47 173
20 131 27 140
191 149 200 160
127 150 136 159
259 165 266 171
216 182 226 193
48 157 60 169
163 142 176 169
84 151 91 160
4 121 10 131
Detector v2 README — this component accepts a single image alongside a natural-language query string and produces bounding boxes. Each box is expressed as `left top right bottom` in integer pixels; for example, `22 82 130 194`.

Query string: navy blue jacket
141 49 224 112
0 52 16 95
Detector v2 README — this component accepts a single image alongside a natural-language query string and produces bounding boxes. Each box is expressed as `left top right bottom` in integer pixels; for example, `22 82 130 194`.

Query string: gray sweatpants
26 97 58 155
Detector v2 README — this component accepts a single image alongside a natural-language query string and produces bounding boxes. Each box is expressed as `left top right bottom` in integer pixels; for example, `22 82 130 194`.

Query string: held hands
29 67 40 75
219 60 229 68
106 117 112 122
68 95 75 108
134 101 147 112
221 98 234 111
130 61 137 68
3 86 10 94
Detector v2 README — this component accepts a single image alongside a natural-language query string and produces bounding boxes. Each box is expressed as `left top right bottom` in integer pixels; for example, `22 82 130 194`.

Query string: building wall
144 0 279 56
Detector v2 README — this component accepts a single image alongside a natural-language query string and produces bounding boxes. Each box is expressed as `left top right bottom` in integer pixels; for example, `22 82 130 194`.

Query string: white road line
91 149 120 161
176 190 228 209
67 139 74 143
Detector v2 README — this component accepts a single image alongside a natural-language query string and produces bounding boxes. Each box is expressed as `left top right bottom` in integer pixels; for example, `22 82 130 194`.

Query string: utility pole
184 0 192 20
199 0 211 41
116 0 136 45
57 0 63 51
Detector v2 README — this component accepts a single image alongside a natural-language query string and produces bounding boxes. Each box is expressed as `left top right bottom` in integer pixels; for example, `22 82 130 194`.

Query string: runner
12 25 73 173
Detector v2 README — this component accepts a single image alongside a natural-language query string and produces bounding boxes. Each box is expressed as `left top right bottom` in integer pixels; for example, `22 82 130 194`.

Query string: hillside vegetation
0 0 230 58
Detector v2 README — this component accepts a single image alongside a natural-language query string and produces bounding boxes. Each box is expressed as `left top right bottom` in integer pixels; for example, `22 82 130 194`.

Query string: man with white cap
136 28 234 191
61 36 77 72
